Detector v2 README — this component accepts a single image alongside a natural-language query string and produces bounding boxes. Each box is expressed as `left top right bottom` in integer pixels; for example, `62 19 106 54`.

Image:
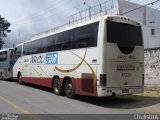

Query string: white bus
0 48 14 80
13 15 144 98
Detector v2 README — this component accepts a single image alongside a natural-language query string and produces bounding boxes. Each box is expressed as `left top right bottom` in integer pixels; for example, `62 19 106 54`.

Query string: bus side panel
41 78 52 88
21 56 31 83
72 48 99 97
74 78 97 96
29 77 52 87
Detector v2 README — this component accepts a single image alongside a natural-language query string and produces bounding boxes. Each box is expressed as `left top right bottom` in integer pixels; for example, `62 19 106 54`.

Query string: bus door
22 43 31 83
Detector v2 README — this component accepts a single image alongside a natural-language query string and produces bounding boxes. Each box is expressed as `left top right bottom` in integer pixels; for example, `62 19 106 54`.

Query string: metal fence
32 0 117 39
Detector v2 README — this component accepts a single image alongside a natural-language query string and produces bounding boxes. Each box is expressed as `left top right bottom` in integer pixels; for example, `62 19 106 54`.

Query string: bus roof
31 15 140 41
0 48 14 52
16 15 141 47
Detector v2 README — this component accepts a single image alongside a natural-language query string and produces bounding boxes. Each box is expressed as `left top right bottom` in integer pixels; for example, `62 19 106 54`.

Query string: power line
10 0 159 25
12 0 73 23
12 0 144 26
120 0 160 15
11 0 160 30
13 0 91 25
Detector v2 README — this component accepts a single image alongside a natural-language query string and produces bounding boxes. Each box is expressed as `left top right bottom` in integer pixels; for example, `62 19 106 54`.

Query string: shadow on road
3 80 159 110
76 95 160 109
1 79 17 82
23 82 53 92
24 82 160 109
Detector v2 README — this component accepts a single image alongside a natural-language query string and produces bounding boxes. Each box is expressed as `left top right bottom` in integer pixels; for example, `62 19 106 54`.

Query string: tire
17 73 24 85
53 77 63 95
65 80 75 98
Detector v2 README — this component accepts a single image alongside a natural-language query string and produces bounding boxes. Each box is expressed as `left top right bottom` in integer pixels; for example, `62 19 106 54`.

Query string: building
118 0 160 87
118 0 160 49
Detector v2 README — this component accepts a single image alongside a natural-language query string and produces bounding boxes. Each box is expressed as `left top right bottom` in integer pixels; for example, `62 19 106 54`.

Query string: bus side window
55 31 72 51
42 35 55 53
15 45 22 60
73 22 99 49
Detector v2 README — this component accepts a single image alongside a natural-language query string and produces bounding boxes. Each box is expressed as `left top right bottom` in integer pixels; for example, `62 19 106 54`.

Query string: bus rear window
0 51 7 61
107 20 143 46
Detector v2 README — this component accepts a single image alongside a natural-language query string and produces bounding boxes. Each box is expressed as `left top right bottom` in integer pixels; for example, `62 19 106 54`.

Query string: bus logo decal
54 49 97 82
46 53 58 64
31 55 45 64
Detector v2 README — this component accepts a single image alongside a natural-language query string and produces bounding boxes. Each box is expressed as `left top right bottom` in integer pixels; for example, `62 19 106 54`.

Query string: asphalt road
0 79 159 116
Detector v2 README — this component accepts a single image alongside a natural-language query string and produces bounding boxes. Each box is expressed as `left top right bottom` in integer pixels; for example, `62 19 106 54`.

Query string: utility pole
13 43 15 48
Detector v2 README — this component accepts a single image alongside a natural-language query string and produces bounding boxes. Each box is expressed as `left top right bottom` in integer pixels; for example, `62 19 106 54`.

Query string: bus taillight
100 74 107 86
142 74 144 85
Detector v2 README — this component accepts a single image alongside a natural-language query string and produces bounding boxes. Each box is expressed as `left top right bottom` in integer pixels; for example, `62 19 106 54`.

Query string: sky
0 0 160 48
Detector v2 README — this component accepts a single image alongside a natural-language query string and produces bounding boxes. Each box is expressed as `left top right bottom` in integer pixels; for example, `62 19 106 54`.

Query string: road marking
0 96 30 114
0 96 40 120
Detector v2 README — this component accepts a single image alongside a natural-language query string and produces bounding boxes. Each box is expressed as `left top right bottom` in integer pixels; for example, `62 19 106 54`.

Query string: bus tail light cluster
100 74 107 86
142 74 144 85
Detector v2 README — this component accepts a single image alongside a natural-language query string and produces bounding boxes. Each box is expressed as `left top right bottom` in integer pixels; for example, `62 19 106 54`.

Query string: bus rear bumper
97 86 144 97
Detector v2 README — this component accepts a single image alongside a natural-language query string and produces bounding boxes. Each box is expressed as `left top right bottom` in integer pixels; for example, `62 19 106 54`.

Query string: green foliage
0 15 11 49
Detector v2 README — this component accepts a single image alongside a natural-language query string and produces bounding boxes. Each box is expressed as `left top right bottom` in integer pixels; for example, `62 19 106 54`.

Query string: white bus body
13 15 144 98
0 48 14 80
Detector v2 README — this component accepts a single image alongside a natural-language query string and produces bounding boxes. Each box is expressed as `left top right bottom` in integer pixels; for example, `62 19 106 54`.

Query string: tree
0 15 11 49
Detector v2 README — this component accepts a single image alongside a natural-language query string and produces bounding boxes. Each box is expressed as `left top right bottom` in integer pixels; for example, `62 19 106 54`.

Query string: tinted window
23 42 32 55
42 35 56 53
55 30 72 51
32 39 42 54
15 45 22 57
9 49 14 67
22 22 99 56
73 22 99 49
10 49 14 59
14 45 22 62
107 20 143 46
0 51 7 61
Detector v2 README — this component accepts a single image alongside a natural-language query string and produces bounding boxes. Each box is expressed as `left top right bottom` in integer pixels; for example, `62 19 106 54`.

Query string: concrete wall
145 49 160 87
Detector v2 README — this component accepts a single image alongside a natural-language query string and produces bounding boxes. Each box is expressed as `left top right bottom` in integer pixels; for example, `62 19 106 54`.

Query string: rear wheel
65 80 75 98
53 77 63 95
17 73 24 85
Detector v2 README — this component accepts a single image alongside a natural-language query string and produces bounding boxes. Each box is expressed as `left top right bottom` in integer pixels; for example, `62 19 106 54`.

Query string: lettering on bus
24 58 29 63
121 73 131 77
117 64 135 71
30 53 58 64
31 55 46 64
117 55 136 60
46 52 58 64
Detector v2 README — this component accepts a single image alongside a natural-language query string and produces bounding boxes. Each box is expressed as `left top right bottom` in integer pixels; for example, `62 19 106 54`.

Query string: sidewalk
141 87 160 97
